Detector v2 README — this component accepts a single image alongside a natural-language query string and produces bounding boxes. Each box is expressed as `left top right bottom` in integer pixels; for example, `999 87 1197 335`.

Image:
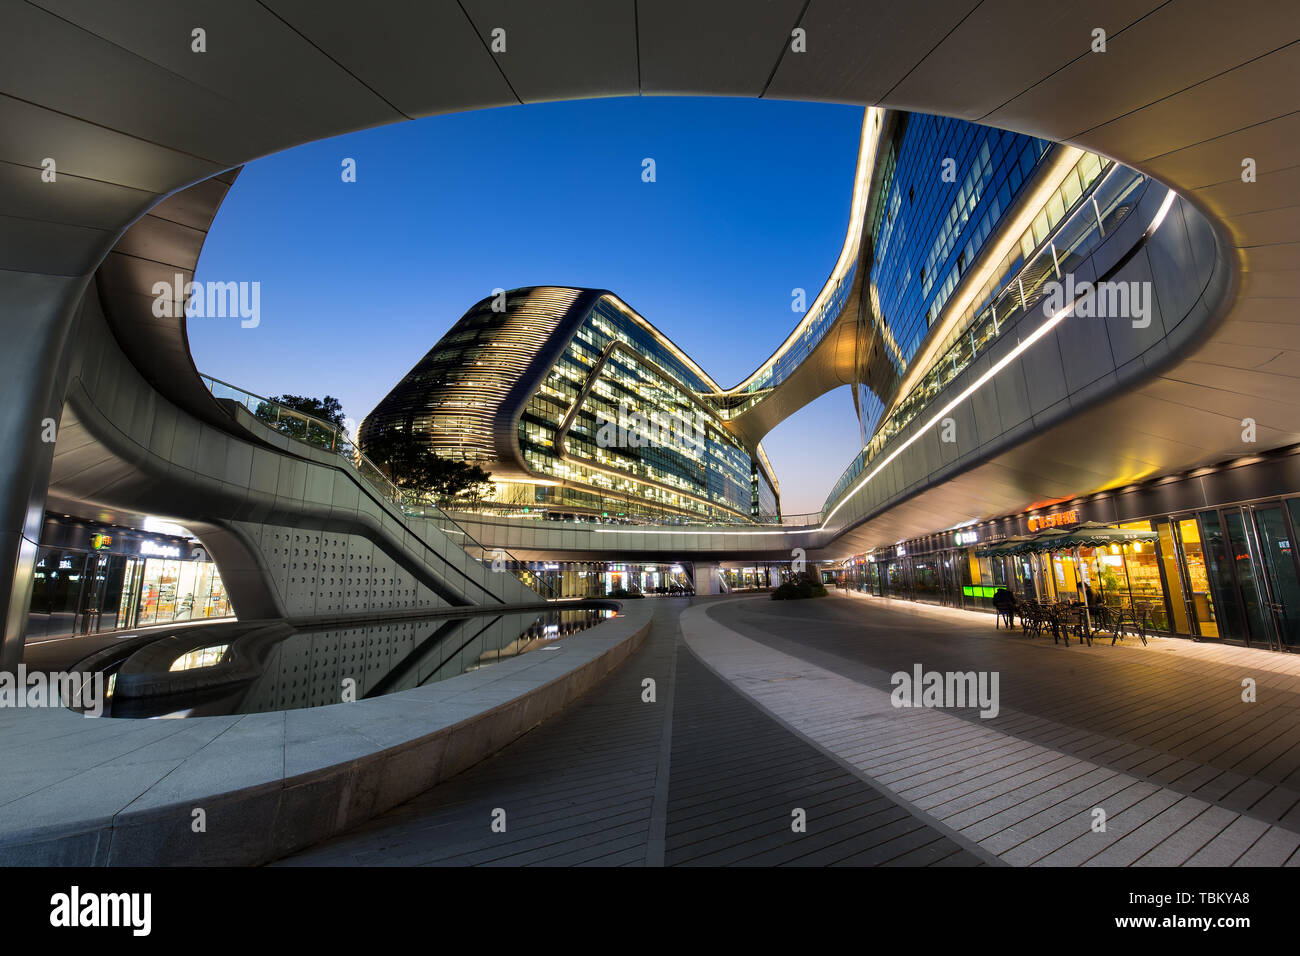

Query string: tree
363 428 493 504
254 394 348 450
265 394 346 428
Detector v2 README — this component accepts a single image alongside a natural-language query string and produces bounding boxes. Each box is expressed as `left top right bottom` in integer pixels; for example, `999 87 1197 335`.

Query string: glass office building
360 288 781 524
855 114 1051 442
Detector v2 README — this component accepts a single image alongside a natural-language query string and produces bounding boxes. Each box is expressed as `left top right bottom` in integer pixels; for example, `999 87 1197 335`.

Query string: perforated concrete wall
235 523 447 619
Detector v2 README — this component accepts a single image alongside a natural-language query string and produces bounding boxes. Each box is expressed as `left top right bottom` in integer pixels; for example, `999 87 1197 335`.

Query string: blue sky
192 96 865 514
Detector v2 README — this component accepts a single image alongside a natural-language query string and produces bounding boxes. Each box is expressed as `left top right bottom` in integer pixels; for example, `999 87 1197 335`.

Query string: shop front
842 449 1300 651
508 560 695 598
27 515 234 640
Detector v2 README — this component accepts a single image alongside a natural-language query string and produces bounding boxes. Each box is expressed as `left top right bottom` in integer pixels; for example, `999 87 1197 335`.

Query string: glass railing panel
305 418 334 451
818 167 1149 519
200 375 551 600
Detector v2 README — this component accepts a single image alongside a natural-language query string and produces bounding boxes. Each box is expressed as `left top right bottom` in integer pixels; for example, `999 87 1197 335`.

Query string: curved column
0 273 89 670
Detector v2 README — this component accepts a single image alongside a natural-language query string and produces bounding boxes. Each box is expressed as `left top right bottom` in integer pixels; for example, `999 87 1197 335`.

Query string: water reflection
104 605 614 718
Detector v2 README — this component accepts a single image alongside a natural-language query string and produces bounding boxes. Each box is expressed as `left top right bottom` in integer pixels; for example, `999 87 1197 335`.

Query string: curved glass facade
358 288 579 463
825 161 1149 517
856 115 1051 442
362 289 780 524
520 297 763 521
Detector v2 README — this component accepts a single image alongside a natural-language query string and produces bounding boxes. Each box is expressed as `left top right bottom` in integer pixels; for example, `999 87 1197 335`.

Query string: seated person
991 587 1016 628
1084 584 1101 610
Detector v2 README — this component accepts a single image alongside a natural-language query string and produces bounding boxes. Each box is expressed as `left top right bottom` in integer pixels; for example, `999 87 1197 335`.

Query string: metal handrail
199 375 552 599
819 164 1150 518
439 501 825 530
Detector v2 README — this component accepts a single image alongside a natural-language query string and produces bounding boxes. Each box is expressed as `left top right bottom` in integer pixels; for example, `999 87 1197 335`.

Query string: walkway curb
0 602 653 866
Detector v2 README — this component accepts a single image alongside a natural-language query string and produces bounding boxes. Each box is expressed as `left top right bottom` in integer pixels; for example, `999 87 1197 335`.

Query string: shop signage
954 530 979 546
1027 509 1079 532
141 541 182 559
90 534 112 550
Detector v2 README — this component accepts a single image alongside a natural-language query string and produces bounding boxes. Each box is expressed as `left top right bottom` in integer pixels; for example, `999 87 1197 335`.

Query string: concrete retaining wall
0 599 652 865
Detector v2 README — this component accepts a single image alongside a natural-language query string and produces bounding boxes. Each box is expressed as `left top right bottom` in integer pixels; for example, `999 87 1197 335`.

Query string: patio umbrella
975 536 1035 557
1042 521 1158 550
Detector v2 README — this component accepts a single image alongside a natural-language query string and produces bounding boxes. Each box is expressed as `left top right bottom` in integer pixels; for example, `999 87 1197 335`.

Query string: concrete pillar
693 561 723 595
0 272 87 672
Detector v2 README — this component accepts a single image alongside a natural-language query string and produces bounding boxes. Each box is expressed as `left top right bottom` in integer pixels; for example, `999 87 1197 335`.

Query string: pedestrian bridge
447 172 1226 562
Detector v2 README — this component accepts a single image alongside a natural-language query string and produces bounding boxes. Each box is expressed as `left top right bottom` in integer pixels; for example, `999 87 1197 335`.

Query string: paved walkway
279 599 986 866
280 592 1300 866
687 592 1300 866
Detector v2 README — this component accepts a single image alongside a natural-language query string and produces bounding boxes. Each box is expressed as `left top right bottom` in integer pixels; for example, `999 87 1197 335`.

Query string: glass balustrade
199 164 1150 545
198 375 550 598
819 164 1152 520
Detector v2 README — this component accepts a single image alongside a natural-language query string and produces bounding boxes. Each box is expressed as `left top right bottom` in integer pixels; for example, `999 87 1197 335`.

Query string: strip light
597 185 1178 539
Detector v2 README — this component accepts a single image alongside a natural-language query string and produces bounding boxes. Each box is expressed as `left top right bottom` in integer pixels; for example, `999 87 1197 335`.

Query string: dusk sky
191 96 865 514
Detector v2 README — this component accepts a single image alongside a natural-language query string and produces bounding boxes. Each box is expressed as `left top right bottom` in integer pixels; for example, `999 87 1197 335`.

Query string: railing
199 375 553 599
440 501 826 530
820 163 1151 518
203 375 353 453
439 165 1152 540
199 166 1150 550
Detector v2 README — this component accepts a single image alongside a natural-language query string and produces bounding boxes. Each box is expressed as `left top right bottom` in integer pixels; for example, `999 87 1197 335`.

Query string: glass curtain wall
519 298 758 523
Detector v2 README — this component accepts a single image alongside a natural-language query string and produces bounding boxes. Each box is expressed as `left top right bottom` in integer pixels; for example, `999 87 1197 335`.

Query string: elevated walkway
46 276 544 629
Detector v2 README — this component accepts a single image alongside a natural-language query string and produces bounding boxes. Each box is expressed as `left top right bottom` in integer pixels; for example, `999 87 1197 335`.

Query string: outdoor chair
1053 604 1090 646
992 588 1016 629
1021 602 1050 639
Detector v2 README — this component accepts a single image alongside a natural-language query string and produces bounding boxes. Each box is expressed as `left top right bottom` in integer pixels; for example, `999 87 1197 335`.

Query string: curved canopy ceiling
8 0 1300 534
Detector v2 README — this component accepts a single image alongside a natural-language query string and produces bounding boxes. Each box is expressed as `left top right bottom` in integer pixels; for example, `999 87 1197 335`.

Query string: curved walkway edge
0 601 652 866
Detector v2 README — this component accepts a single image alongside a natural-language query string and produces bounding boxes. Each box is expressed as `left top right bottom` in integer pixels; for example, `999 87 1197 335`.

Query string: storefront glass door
1155 520 1193 635
1222 509 1273 647
28 549 87 639
1250 504 1300 649
1198 511 1244 641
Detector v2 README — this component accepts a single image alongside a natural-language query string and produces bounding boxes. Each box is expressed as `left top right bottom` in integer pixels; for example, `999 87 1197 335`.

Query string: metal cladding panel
493 289 605 469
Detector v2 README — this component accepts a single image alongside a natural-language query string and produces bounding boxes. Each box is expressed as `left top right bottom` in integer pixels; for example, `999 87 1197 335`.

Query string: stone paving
280 599 985 866
686 592 1300 867
282 592 1300 866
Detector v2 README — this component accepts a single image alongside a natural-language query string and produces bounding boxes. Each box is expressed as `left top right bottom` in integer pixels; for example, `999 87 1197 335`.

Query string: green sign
963 585 998 598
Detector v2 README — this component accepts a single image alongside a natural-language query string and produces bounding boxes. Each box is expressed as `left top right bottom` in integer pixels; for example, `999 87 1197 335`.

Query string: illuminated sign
141 541 182 559
90 534 113 550
1027 509 1079 532
954 530 979 546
